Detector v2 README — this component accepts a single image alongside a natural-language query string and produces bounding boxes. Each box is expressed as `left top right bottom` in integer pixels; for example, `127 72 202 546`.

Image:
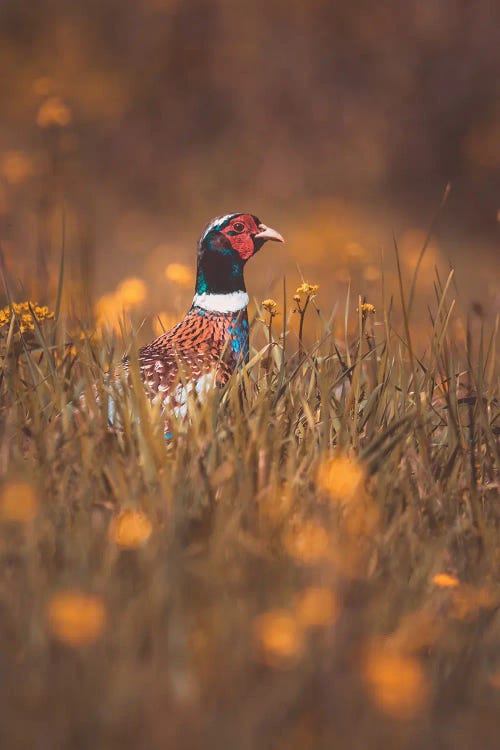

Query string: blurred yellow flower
36 97 72 128
363 647 429 720
316 455 379 577
363 265 381 282
94 293 122 330
115 277 147 308
345 241 367 260
317 454 365 505
432 573 459 588
283 520 329 565
0 481 39 523
0 151 35 185
253 609 304 668
46 591 107 646
262 298 278 316
110 510 153 549
95 278 147 330
294 587 339 629
165 262 194 288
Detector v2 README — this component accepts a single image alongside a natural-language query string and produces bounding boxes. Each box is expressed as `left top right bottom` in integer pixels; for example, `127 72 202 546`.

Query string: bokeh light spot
36 96 72 128
283 521 330 565
294 587 339 629
0 481 39 523
46 591 107 647
253 609 304 668
363 647 429 720
165 262 194 288
110 510 153 549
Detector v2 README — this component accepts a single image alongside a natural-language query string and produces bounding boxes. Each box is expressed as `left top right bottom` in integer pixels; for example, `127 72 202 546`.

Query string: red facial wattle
220 215 260 261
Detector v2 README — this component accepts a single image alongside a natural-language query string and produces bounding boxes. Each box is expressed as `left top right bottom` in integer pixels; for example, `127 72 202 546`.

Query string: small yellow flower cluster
261 298 278 316
358 302 376 315
295 282 319 299
293 282 319 311
0 301 55 334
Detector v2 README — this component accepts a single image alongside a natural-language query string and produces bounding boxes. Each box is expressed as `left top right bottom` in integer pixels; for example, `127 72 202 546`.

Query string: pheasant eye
233 221 245 233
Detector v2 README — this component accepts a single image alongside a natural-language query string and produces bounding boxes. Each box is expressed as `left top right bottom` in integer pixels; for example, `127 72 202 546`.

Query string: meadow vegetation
0 259 498 750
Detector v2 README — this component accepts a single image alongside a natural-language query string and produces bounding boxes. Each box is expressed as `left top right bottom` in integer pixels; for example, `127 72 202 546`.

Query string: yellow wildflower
358 302 376 316
0 301 55 334
295 282 319 297
261 298 278 316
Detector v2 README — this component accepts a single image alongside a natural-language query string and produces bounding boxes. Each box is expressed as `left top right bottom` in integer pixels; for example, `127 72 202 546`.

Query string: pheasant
137 213 284 416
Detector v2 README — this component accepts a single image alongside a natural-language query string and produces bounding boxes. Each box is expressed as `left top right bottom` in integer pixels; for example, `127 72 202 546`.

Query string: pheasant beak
254 223 285 243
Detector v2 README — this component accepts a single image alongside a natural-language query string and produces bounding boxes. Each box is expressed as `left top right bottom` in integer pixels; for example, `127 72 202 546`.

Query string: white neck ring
192 291 249 313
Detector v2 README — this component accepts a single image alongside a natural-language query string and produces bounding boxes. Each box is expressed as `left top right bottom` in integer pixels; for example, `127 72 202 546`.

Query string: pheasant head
193 213 284 312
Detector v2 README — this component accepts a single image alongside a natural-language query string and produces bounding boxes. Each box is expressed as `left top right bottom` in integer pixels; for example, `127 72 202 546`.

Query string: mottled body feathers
132 212 283 414
139 305 249 398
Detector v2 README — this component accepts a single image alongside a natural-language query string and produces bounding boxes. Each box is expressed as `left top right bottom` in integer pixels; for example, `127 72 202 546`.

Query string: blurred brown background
0 0 499 333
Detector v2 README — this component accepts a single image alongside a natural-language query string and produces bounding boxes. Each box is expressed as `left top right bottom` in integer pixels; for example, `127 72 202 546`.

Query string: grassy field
0 266 498 750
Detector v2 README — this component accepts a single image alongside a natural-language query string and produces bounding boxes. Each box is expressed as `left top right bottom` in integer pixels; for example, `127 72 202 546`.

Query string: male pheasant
137 213 284 415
